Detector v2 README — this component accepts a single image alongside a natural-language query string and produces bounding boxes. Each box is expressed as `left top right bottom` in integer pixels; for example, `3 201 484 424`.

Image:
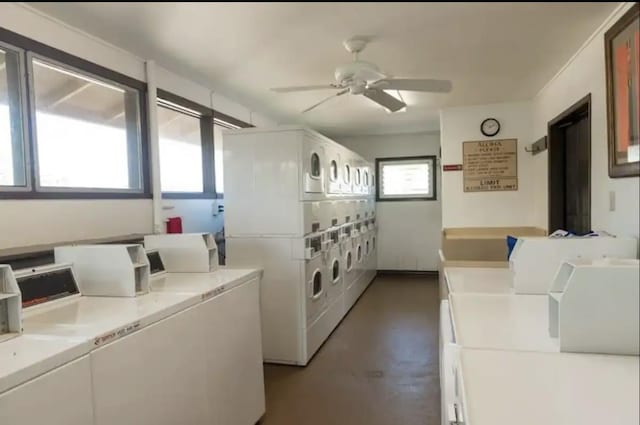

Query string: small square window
376 156 437 201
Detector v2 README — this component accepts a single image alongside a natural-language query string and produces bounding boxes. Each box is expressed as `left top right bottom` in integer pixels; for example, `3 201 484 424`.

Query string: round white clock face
481 118 500 137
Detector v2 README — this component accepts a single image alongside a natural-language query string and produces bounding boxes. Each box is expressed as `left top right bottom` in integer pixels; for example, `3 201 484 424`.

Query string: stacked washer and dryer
224 126 377 366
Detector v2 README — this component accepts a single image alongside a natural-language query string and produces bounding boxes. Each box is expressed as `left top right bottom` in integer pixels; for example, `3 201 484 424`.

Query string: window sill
161 192 222 200
0 191 152 200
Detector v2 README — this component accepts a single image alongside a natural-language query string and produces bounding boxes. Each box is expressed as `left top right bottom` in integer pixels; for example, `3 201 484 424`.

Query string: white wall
338 132 442 271
0 3 274 250
532 2 639 239
440 101 537 228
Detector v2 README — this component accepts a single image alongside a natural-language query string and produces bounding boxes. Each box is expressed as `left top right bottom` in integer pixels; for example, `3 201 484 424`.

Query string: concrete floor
261 274 441 425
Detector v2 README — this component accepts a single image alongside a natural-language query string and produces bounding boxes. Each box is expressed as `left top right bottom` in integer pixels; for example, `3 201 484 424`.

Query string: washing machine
304 233 329 326
353 227 365 281
0 335 94 425
325 227 344 307
341 224 357 313
145 260 265 425
0 263 94 425
18 248 212 425
302 136 325 196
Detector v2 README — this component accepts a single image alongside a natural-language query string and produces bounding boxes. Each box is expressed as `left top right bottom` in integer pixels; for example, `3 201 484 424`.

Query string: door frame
547 93 592 232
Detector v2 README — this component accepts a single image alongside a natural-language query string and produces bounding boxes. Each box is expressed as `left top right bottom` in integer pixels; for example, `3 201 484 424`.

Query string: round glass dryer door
344 164 351 183
310 153 321 178
312 270 322 297
330 160 338 181
332 259 340 283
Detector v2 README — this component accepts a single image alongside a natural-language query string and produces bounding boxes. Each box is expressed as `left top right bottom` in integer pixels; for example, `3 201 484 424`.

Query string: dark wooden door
563 115 590 233
548 94 591 234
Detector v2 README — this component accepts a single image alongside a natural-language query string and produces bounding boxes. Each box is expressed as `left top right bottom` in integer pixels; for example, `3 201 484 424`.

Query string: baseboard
377 269 439 277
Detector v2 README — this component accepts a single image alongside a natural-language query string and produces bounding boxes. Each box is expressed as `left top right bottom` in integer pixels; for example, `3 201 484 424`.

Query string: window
376 156 437 201
0 44 27 189
0 28 148 198
31 58 142 191
158 100 204 193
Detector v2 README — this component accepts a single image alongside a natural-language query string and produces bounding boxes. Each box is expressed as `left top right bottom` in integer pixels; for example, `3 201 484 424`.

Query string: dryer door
303 139 325 195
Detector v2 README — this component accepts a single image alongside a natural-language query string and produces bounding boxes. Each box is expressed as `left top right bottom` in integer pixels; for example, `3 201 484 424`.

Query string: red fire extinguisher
166 217 183 234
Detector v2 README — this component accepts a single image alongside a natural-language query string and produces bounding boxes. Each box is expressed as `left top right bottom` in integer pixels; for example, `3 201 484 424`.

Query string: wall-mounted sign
463 139 518 192
443 164 463 171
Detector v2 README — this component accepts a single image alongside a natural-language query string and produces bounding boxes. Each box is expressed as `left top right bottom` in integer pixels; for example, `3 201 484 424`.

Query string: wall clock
481 118 501 137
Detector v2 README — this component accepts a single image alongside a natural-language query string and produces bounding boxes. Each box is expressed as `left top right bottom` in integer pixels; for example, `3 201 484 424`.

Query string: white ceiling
28 2 618 137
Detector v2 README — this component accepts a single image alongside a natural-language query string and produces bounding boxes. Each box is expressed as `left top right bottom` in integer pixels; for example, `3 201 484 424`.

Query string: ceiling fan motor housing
334 61 384 90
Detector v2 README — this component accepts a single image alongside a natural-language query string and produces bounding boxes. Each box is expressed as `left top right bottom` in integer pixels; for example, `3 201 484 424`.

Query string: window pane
158 105 203 192
0 47 27 187
379 158 434 199
213 123 224 194
32 58 141 190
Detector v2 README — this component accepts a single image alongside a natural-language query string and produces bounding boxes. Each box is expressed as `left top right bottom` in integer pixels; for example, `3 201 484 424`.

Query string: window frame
375 155 437 202
0 27 150 200
213 115 248 198
157 89 216 199
0 39 31 192
28 53 145 195
157 90 253 199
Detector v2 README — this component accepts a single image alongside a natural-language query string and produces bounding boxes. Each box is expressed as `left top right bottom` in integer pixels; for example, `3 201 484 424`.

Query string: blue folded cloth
506 235 518 260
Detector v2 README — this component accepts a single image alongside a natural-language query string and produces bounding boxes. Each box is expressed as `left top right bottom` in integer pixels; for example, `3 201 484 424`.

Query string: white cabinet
0 356 94 425
90 305 209 425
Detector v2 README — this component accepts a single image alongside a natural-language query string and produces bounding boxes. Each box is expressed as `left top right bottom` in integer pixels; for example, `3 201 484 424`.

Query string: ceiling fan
270 36 452 113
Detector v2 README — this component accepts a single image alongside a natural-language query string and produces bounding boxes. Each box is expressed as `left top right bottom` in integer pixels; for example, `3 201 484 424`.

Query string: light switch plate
609 190 616 212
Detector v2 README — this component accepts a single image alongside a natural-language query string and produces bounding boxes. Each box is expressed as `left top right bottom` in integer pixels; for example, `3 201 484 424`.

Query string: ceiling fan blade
271 84 341 93
370 78 452 93
302 89 349 113
363 89 406 112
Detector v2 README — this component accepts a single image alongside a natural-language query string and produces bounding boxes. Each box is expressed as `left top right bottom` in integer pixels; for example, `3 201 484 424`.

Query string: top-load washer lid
150 268 261 300
459 348 639 425
0 334 90 394
21 291 200 346
445 267 513 294
449 293 559 352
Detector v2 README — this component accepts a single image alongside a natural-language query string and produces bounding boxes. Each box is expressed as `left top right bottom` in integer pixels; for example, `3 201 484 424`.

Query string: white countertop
0 334 90 394
450 293 559 352
22 291 200 342
460 348 640 425
445 267 514 294
151 268 261 296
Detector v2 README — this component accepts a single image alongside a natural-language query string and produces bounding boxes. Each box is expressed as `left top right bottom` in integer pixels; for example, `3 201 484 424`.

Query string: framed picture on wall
605 3 640 178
